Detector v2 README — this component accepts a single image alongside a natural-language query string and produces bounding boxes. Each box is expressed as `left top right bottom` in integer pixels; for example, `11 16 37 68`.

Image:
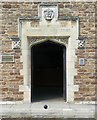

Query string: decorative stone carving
44 9 54 21
27 36 69 47
11 37 21 49
12 40 21 49
39 4 58 21
77 37 85 49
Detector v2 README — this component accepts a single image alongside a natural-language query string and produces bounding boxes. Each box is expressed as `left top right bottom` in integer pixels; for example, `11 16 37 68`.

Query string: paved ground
1 118 97 120
0 99 97 119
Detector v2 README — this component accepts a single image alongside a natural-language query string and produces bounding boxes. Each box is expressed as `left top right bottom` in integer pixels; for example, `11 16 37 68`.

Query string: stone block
3 4 11 8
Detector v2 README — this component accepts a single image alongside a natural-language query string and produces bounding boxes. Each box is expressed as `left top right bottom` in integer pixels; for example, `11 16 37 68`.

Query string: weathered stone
3 4 11 8
0 1 97 103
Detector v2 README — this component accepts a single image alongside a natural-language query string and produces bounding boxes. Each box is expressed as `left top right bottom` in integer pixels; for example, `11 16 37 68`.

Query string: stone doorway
20 16 79 103
31 40 66 102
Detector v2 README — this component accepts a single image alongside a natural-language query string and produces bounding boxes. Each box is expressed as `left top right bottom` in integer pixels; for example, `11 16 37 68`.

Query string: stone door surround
18 13 79 103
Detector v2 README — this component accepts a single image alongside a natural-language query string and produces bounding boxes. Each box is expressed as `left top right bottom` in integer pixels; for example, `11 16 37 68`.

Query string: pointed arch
29 38 68 48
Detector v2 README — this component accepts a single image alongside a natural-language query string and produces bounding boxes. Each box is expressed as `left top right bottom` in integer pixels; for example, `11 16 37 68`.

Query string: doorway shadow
31 40 66 102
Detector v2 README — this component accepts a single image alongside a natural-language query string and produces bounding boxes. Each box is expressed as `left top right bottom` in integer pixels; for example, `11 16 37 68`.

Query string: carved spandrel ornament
27 37 69 47
44 9 54 21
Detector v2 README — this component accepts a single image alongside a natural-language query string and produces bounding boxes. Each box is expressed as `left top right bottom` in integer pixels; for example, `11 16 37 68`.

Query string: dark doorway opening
31 40 66 102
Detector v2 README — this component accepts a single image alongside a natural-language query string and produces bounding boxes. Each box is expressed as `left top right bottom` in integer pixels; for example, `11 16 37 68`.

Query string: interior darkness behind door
31 41 66 102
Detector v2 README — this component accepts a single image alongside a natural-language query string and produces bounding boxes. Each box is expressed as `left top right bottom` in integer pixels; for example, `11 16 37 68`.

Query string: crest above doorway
39 3 58 22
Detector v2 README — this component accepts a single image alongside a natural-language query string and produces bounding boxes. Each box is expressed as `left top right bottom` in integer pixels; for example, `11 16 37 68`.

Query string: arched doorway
31 40 66 102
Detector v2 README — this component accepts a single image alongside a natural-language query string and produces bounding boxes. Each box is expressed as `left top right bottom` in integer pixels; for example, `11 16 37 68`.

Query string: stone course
0 102 96 119
1 118 96 120
0 1 97 102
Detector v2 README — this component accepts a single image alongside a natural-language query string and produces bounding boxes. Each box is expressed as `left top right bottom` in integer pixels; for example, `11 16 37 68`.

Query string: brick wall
0 2 39 101
58 2 96 102
0 1 97 102
95 1 97 101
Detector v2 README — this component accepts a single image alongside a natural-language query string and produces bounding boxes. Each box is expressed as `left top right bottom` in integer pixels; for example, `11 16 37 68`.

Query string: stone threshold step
1 118 96 120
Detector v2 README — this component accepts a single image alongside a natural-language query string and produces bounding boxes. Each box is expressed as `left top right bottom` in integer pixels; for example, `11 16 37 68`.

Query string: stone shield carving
44 9 54 21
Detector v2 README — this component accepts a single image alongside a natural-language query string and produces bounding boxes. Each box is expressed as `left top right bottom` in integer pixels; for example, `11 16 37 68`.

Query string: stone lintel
19 16 79 22
27 36 69 39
